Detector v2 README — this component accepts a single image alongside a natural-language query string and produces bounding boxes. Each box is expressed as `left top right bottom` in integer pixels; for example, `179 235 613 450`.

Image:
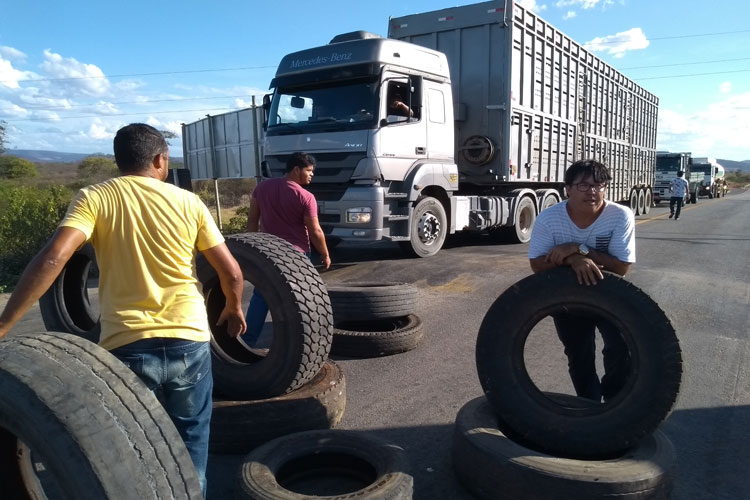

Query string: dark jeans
552 313 631 402
669 196 684 218
111 338 212 497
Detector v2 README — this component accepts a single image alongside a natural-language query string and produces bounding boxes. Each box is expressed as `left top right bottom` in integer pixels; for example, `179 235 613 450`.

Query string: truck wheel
331 314 424 358
629 190 639 214
198 233 333 401
636 189 645 215
0 332 202 499
399 196 447 258
511 196 537 244
210 361 346 455
237 430 413 500
327 282 418 322
690 187 698 204
475 267 682 459
642 189 652 214
452 396 676 500
38 243 100 343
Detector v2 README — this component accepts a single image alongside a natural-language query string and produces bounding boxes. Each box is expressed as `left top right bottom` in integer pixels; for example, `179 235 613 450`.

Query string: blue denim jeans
110 338 212 497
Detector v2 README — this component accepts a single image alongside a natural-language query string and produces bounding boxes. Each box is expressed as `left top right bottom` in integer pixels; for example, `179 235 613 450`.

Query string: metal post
251 96 263 183
206 114 222 229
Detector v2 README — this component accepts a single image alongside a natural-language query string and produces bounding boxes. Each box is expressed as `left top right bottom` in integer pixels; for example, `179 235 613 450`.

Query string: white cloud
658 92 750 161
0 46 27 62
40 50 110 97
0 99 30 117
518 0 548 12
719 82 732 94
584 28 649 58
0 57 36 89
88 121 113 140
563 10 577 20
556 0 601 8
144 117 183 138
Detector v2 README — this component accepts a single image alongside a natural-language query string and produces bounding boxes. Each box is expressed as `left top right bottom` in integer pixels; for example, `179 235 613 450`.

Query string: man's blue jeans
110 338 212 497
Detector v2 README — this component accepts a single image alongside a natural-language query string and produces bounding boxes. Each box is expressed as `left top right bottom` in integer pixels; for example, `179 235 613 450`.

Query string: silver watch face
579 244 589 255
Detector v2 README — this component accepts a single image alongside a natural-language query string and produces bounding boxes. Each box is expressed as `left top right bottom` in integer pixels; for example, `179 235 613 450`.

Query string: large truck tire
510 195 537 243
210 361 346 455
475 267 682 459
237 430 413 499
636 188 645 215
198 233 333 401
327 282 418 322
642 189 652 214
399 196 447 258
331 314 424 358
38 243 100 343
452 396 676 500
690 186 698 203
629 189 639 214
0 332 202 500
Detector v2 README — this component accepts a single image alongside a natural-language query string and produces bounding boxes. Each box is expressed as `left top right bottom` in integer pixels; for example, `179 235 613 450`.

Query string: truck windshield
267 80 379 135
692 164 712 174
656 157 682 171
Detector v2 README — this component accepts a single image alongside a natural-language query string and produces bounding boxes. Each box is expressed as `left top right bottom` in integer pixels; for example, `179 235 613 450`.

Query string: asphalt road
3 188 748 499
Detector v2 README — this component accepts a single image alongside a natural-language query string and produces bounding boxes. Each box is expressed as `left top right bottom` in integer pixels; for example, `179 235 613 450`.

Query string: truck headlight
346 207 372 223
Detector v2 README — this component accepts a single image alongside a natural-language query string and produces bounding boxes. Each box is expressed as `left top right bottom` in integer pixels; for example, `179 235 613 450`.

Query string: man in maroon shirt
243 152 330 344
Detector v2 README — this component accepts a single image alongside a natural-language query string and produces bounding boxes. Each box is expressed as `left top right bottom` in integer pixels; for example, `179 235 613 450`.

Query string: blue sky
1 0 749 160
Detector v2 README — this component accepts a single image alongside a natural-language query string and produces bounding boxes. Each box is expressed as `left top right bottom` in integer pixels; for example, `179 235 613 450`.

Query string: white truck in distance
259 0 658 257
691 157 728 199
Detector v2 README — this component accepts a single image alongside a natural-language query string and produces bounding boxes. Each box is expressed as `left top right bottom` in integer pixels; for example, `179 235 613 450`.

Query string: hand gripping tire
197 233 333 400
38 243 100 342
209 361 346 455
331 314 424 358
326 282 418 323
0 332 202 499
237 430 413 499
475 268 682 459
452 396 676 500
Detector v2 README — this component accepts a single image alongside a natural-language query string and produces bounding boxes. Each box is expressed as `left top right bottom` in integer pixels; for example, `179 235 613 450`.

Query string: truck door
377 77 427 167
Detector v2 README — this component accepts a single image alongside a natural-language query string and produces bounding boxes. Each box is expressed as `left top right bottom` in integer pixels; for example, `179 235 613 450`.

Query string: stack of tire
326 282 423 358
37 233 346 457
453 268 683 499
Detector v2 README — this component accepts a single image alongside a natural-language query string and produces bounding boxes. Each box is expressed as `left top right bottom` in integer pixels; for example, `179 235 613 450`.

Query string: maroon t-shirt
252 178 318 253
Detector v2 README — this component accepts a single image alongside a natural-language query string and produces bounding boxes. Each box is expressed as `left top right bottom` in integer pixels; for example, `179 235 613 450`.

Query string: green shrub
0 183 72 290
0 156 38 180
223 206 249 235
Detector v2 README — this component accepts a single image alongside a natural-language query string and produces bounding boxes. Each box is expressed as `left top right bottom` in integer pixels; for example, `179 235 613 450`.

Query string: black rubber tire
690 187 698 204
475 267 682 459
510 196 537 243
327 282 418 323
209 361 346 455
237 430 413 499
38 243 100 342
636 188 645 216
197 233 333 400
331 314 424 358
452 396 676 500
399 196 447 258
0 332 202 499
643 189 652 214
629 189 639 214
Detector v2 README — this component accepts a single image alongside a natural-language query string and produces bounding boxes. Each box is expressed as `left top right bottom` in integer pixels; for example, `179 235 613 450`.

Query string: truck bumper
317 186 388 241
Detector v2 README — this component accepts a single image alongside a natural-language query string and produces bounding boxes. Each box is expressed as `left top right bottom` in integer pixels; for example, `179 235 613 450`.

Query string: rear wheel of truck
399 196 447 258
0 332 202 500
629 189 639 215
209 361 346 455
511 196 537 244
452 396 676 500
331 314 424 358
642 189 652 214
198 233 333 401
690 187 698 204
636 189 645 215
38 243 100 343
237 430 413 500
475 267 682 459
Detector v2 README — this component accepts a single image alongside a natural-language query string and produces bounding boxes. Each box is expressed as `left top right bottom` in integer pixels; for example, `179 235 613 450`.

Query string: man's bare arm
200 243 246 337
246 198 261 232
303 216 331 270
0 227 87 339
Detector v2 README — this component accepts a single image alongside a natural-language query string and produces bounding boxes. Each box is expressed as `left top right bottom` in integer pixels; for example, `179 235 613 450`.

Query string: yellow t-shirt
60 175 224 350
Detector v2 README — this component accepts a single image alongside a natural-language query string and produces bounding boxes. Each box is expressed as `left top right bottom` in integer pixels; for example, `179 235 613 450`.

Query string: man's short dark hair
677 171 684 177
564 159 612 186
113 123 168 173
286 152 316 173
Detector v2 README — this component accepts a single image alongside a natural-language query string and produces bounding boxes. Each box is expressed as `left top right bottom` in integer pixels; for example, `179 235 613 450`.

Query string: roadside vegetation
725 170 750 189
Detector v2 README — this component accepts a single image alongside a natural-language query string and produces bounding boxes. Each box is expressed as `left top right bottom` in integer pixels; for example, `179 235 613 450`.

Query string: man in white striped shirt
669 170 690 220
529 159 635 402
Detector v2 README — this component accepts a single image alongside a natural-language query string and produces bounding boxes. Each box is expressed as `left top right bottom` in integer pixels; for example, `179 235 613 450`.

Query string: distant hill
718 159 750 173
6 149 183 163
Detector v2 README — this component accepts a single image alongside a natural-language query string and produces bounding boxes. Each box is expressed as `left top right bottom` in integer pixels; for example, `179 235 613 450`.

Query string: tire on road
510 195 537 244
629 189 639 214
0 332 202 499
198 233 333 401
237 430 413 500
475 267 682 459
636 188 645 216
327 282 418 323
452 396 676 500
399 196 447 258
642 189 652 214
209 361 346 455
331 314 424 358
38 243 100 342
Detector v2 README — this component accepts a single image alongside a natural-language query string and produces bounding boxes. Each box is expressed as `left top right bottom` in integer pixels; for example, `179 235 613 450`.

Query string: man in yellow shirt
0 123 246 495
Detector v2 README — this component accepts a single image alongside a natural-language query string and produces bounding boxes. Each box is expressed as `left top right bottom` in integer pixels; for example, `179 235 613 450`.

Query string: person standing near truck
243 152 331 346
669 170 690 220
0 123 246 496
528 159 635 402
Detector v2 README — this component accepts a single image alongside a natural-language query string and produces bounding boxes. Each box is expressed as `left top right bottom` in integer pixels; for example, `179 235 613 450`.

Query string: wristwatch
578 244 590 256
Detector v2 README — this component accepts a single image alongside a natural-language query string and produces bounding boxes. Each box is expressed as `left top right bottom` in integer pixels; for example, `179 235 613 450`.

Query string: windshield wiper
269 122 302 134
